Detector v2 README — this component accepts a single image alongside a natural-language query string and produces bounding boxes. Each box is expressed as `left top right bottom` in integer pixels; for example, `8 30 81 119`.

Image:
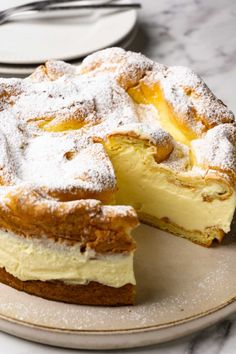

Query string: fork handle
0 0 130 25
2 0 113 16
41 3 141 10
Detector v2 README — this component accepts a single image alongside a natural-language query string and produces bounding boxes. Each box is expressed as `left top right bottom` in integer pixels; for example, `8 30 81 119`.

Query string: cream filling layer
107 139 236 233
0 230 135 287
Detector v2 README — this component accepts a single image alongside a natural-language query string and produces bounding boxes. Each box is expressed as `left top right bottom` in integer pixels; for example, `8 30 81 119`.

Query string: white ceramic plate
0 223 236 350
0 1 137 64
0 24 138 76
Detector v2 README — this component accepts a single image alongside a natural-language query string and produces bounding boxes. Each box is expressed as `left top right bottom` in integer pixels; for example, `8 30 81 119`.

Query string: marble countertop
1 0 236 353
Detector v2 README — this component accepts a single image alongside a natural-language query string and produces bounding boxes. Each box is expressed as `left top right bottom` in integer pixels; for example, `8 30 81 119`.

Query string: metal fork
0 0 141 25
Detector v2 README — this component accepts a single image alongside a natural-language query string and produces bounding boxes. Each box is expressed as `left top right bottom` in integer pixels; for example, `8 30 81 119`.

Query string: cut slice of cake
0 189 137 305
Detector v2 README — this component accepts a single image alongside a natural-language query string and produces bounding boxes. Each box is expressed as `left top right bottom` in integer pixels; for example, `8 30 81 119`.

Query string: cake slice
0 188 137 305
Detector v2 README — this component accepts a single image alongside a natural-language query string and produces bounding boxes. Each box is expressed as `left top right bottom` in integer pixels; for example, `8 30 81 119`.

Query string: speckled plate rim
0 296 236 334
0 298 236 349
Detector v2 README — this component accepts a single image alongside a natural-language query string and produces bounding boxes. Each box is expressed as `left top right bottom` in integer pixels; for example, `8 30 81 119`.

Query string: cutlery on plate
0 0 141 25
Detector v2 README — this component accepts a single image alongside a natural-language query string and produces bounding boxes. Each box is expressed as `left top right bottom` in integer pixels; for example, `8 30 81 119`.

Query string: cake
0 48 235 305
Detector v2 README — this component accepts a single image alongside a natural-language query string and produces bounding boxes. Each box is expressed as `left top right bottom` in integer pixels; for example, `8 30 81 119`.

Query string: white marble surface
1 0 236 353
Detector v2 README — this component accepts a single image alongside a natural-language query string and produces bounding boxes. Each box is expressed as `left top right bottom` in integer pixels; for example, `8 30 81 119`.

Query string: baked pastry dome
0 48 235 305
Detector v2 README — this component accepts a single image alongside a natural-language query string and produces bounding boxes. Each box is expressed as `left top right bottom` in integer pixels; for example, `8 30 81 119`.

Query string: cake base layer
0 268 135 306
139 212 224 247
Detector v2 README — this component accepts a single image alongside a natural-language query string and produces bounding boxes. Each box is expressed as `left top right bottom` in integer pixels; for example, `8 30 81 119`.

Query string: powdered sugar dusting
161 142 190 171
80 47 235 177
0 56 173 202
192 123 236 174
80 47 154 89
146 64 234 137
0 47 235 211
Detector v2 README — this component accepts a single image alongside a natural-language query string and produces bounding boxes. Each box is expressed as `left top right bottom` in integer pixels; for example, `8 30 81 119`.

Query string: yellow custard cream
106 138 236 233
0 230 135 287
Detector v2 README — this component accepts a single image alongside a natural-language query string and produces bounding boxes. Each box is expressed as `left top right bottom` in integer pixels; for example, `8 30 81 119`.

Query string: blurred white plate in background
0 24 138 76
0 0 137 64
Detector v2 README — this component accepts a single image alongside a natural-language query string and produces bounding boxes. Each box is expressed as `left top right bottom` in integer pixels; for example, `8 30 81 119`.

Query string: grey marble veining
0 0 236 353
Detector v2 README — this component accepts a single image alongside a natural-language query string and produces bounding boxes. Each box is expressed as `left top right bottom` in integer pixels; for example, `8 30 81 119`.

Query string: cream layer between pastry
0 230 135 288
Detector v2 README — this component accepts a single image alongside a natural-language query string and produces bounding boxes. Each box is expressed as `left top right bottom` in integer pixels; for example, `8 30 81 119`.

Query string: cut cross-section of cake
0 47 235 305
0 189 137 305
79 47 235 247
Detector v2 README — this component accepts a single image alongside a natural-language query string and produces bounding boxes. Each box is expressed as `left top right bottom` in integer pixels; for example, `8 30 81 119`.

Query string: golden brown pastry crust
106 131 174 164
0 268 135 306
0 188 137 253
139 212 224 247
